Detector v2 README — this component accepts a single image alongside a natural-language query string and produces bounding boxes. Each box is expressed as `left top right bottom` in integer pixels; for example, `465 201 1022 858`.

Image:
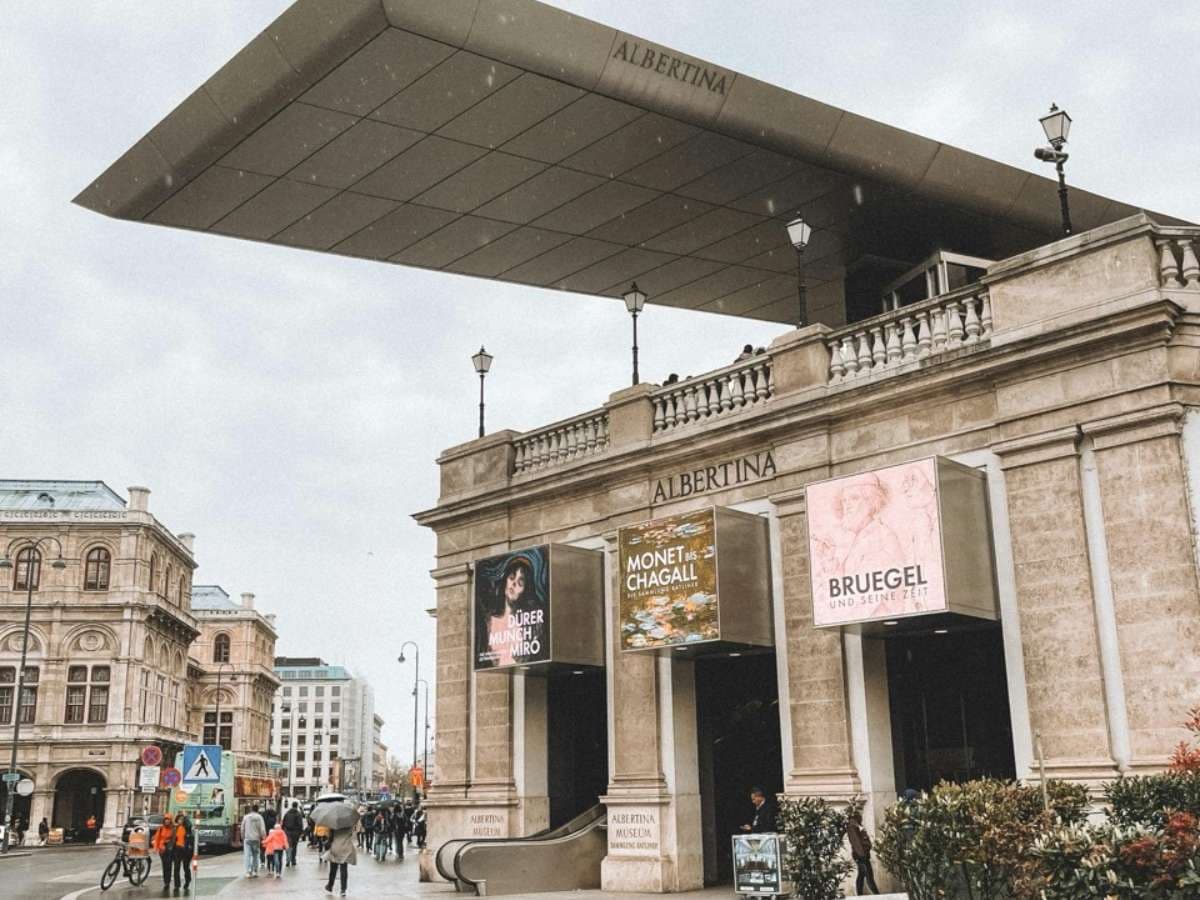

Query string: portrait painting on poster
474 546 550 670
807 458 948 627
618 509 719 650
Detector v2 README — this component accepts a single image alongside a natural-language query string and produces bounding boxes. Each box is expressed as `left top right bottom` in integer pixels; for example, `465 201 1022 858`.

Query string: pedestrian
151 814 178 890
173 813 195 893
413 805 427 849
372 810 388 861
392 806 407 861
847 811 880 895
37 817 48 847
262 806 277 871
240 803 266 878
324 819 358 898
354 807 366 848
739 786 777 833
263 821 289 880
735 343 754 362
86 813 98 842
363 807 374 853
282 801 304 868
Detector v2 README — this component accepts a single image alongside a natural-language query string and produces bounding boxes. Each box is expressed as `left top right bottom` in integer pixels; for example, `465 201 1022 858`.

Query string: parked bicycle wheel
100 858 122 891
129 857 151 885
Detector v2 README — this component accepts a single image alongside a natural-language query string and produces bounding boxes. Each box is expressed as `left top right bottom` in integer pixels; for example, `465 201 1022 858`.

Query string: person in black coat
282 802 304 867
740 786 777 833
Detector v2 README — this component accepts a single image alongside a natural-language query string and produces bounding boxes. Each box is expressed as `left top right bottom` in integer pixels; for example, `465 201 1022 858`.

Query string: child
262 821 289 879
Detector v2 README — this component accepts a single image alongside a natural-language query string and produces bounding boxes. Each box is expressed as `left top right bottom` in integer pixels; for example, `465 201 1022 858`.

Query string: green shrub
875 779 1089 900
1106 773 1200 828
776 795 853 900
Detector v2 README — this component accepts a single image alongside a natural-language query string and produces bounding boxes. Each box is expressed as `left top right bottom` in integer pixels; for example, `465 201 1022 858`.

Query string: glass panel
281 734 290 746
23 667 37 684
330 702 340 713
331 687 340 696
19 686 37 724
330 734 338 745
299 687 308 696
92 666 110 683
68 666 88 683
282 687 292 696
0 668 13 684
203 725 216 745
219 726 232 751
65 685 86 723
220 712 232 723
0 686 12 724
204 711 216 724
88 685 109 723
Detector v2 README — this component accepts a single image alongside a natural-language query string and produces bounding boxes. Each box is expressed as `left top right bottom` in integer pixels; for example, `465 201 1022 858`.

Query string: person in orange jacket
262 822 290 879
152 814 179 889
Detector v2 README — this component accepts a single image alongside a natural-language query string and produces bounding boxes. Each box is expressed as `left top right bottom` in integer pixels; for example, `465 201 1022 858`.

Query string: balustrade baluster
856 332 873 375
885 322 902 364
685 386 700 421
870 327 886 368
719 374 734 412
946 301 964 346
931 308 948 353
727 372 744 408
596 417 609 448
916 311 932 357
705 381 721 416
963 295 982 344
757 362 771 399
1181 240 1200 286
652 400 664 433
842 336 859 377
1159 239 1181 285
979 294 993 336
829 342 845 382
900 317 917 361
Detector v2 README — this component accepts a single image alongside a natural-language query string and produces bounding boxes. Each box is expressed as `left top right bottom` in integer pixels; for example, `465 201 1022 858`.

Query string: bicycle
100 842 151 891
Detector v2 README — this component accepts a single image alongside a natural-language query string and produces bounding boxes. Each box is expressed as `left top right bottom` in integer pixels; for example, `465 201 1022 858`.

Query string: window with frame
298 735 307 746
84 547 111 591
330 718 339 730
202 710 233 749
19 668 38 724
298 702 307 714
331 686 340 696
315 702 323 713
330 733 338 745
314 718 324 730
281 734 290 746
213 634 230 664
283 687 292 697
310 766 320 778
65 665 110 724
13 547 41 591
177 575 186 606
163 564 172 599
295 750 306 761
315 687 324 697
148 553 157 593
330 702 340 713
139 669 151 720
299 687 308 697
0 668 13 724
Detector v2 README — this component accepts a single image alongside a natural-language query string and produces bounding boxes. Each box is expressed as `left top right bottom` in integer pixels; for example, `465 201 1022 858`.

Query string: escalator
437 804 607 896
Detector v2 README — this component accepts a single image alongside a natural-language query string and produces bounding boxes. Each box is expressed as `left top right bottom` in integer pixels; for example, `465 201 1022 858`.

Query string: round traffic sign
16 778 33 797
141 746 162 767
174 790 189 805
161 767 181 787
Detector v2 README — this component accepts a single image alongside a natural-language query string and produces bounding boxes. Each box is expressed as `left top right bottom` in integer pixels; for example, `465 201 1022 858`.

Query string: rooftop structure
0 480 126 512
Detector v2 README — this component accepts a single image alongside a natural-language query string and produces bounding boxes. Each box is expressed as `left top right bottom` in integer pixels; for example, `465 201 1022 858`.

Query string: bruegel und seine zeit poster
806 458 948 627
474 546 550 670
619 509 718 650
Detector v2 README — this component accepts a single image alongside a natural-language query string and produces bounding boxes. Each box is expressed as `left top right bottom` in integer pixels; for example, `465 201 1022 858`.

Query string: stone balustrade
1156 232 1200 287
825 287 993 384
650 355 774 434
513 410 610 474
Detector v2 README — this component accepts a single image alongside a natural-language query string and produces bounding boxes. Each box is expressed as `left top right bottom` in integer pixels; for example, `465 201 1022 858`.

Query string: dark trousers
285 832 301 865
159 850 174 886
171 850 192 887
326 861 348 893
394 832 405 858
854 856 880 895
364 829 373 850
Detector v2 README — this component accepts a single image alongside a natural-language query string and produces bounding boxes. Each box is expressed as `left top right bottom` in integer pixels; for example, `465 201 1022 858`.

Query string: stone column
993 427 1118 786
601 528 704 892
772 491 861 800
1083 406 1200 768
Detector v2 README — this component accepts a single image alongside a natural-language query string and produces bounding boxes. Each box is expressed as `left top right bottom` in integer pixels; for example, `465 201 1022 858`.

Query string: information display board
732 833 789 896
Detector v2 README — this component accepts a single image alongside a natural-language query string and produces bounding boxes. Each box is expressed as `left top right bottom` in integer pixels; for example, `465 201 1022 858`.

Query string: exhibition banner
732 834 788 896
474 545 551 670
618 509 718 650
806 458 948 627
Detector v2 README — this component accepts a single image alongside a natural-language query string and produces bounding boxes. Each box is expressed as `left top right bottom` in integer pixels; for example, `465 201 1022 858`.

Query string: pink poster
806 458 946 626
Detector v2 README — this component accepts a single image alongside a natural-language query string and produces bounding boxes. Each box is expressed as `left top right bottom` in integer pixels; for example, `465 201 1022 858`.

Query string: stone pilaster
1083 405 1200 767
768 324 832 396
993 427 1119 786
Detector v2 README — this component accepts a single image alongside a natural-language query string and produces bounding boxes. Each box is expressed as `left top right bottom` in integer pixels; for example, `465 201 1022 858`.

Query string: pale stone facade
416 216 1200 890
188 586 280 780
0 482 197 838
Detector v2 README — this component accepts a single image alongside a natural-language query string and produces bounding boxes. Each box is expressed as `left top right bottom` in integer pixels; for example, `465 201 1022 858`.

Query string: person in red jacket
262 823 290 880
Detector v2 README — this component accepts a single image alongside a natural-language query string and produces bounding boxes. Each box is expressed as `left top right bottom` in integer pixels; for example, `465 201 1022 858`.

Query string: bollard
192 856 199 899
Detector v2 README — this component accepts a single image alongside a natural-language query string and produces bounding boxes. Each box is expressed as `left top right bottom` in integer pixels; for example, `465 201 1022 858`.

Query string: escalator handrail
452 804 606 891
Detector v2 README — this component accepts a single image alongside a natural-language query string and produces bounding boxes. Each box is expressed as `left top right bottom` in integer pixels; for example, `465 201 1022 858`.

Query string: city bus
166 750 278 853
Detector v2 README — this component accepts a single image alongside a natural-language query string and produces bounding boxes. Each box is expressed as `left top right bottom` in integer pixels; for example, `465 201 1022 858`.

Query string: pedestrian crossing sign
181 744 222 784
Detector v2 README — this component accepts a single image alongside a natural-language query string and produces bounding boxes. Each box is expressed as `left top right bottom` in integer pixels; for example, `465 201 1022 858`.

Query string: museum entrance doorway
546 668 607 828
696 652 783 886
886 623 1016 792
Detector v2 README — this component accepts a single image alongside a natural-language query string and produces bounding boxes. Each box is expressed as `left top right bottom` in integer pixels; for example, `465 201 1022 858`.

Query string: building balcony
425 214 1200 515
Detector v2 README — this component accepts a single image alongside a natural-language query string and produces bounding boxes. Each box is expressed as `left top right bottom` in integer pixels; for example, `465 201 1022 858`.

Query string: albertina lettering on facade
652 450 776 503
610 39 729 95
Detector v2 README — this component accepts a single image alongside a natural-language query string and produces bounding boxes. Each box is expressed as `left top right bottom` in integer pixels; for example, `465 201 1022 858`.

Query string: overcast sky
3 1 1196 765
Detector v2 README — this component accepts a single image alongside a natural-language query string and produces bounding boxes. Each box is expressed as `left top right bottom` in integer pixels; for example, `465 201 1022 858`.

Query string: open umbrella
310 802 359 832
375 799 398 811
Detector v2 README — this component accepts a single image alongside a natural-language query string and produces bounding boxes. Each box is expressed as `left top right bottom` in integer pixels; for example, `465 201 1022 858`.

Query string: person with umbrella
310 800 358 897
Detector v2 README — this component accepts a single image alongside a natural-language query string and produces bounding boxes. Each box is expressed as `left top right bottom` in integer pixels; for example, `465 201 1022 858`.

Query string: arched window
213 633 230 664
84 548 111 591
148 554 157 593
178 576 187 607
13 548 41 591
165 565 173 601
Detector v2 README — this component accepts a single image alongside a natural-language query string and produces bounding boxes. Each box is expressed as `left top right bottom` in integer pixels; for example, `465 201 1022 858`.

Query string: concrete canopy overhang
75 0 1180 324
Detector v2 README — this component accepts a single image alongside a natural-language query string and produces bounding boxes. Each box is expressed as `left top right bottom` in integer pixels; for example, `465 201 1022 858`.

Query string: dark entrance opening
546 668 607 828
696 652 783 886
887 623 1016 792
0 775 33 831
53 768 106 840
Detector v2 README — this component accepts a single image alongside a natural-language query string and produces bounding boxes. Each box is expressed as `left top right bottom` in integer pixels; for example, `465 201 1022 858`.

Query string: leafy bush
1107 773 1200 828
776 795 853 900
875 778 1088 899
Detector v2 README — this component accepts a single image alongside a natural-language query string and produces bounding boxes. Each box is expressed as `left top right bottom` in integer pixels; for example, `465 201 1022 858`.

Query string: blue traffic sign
181 744 222 784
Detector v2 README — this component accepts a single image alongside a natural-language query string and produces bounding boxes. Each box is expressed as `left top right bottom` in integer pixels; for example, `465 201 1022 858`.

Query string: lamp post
398 643 420 795
414 678 430 796
0 537 66 853
472 347 494 438
213 663 232 751
786 215 812 328
622 282 646 385
1034 103 1073 236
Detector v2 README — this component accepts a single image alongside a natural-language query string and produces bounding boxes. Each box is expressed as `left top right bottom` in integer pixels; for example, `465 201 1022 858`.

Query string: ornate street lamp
0 537 66 853
398 643 420 795
471 347 493 438
786 216 812 328
1034 103 1073 236
622 282 647 386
